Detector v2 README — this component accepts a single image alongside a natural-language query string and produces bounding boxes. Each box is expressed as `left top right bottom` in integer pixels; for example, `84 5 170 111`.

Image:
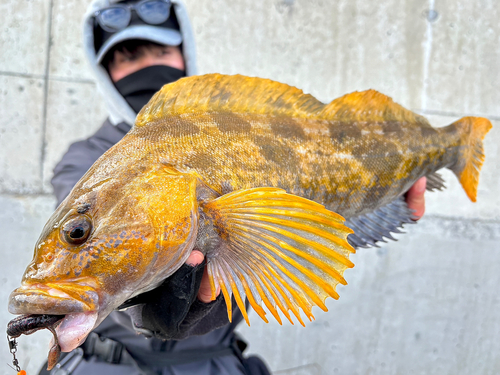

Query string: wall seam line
421 0 435 110
0 71 45 80
40 0 54 195
0 71 96 85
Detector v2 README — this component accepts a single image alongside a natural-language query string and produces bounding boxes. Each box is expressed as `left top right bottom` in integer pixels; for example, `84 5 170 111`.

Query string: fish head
8 162 199 350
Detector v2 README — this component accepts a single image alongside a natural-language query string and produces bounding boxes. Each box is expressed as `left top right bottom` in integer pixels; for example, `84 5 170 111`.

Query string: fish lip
8 277 100 315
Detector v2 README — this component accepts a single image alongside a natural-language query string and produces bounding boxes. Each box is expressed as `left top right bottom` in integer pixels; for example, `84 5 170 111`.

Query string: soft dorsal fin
319 89 431 126
136 74 325 126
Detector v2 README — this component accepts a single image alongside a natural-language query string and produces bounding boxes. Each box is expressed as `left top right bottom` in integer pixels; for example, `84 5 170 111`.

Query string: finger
185 249 204 267
198 266 220 303
406 177 426 220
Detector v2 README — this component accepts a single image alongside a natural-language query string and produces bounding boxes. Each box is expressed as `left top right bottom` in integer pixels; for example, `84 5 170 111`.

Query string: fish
8 74 491 366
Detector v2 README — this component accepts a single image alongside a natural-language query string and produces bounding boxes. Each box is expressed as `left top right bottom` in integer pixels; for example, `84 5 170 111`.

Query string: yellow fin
136 74 431 128
449 116 492 202
319 89 431 125
135 74 324 126
202 187 355 326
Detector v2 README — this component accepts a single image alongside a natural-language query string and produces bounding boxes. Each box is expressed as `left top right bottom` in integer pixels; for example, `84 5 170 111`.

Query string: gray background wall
0 0 499 374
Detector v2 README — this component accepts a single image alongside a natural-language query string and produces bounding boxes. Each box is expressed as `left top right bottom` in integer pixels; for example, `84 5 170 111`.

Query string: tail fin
450 117 492 202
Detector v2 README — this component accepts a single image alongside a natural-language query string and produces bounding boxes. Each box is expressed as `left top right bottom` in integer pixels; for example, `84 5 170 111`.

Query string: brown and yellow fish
8 74 491 365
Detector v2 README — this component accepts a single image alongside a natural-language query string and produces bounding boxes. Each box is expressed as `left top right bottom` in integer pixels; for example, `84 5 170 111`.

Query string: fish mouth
8 277 100 315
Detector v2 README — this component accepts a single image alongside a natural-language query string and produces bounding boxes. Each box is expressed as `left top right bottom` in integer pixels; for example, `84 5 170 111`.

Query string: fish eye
61 216 92 245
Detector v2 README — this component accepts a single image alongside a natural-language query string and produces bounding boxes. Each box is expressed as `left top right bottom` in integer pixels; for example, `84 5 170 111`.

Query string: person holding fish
38 1 271 374
26 0 426 374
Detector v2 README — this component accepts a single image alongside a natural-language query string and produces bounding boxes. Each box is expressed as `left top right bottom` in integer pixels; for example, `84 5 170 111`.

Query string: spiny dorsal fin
136 74 325 126
319 89 431 126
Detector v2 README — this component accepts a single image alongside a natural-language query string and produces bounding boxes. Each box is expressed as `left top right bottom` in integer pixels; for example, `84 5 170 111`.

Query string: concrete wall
0 0 498 374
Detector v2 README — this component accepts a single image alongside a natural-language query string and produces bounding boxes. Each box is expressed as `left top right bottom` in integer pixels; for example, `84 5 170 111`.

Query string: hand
185 250 220 303
186 178 426 303
406 177 426 220
122 250 224 340
187 177 428 303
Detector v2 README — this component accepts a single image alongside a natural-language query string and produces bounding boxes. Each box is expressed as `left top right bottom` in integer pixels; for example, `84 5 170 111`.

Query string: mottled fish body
8 74 491 367
131 102 473 217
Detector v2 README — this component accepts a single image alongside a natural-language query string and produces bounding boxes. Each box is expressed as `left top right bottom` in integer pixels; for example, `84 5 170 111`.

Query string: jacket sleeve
52 140 106 204
51 120 124 205
50 120 231 339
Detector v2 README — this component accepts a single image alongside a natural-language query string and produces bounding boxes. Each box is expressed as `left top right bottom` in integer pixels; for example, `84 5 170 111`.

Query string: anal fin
201 188 355 326
345 197 415 249
426 172 446 192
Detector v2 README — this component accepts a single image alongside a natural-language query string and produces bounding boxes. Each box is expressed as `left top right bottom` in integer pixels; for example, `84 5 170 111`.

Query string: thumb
185 249 204 267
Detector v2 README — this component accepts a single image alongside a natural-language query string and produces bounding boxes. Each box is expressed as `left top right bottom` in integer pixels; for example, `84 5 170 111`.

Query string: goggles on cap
94 0 172 33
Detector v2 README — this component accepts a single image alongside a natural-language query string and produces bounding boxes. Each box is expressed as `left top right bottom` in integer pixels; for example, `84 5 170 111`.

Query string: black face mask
114 65 186 113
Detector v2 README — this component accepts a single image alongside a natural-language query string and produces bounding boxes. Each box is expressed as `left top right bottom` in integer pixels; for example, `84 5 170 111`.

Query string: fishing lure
7 314 64 371
7 335 26 375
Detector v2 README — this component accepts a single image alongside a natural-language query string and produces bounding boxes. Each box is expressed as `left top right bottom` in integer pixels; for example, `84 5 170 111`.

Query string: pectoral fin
201 187 355 326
